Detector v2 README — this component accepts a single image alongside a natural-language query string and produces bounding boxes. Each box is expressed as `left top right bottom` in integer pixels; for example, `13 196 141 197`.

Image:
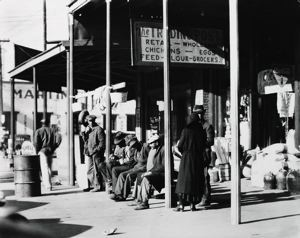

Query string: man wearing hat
81 114 106 192
98 131 126 192
34 118 62 191
193 105 215 207
109 134 138 194
110 139 150 201
134 134 165 210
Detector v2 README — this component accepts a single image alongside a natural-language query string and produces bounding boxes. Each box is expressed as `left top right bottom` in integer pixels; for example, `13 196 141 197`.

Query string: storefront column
66 49 71 186
42 0 47 124
136 72 145 142
10 78 15 151
33 67 37 135
162 0 172 208
68 12 75 186
294 30 300 149
229 0 241 225
105 0 112 160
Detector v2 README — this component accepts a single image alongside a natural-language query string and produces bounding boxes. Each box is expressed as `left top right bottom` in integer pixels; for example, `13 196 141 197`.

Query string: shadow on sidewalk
242 213 300 224
209 187 295 209
30 218 92 238
2 189 48 211
5 199 48 212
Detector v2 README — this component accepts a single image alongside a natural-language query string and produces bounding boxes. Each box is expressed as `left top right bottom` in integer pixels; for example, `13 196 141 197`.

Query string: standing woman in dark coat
175 113 207 211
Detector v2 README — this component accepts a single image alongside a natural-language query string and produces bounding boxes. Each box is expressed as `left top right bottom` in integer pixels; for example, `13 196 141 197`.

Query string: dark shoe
190 204 196 212
115 196 126 201
83 188 91 192
90 188 101 192
110 194 125 201
134 203 149 210
173 205 184 212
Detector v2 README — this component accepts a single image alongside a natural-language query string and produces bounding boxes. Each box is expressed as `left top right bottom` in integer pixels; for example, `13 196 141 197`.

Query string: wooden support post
162 0 172 208
10 78 15 150
66 49 71 185
105 0 112 160
42 0 47 122
68 12 75 186
229 0 241 225
294 30 300 149
33 67 38 135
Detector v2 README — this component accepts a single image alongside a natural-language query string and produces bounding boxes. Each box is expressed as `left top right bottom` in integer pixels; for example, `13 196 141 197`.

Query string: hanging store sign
133 21 226 66
257 67 294 95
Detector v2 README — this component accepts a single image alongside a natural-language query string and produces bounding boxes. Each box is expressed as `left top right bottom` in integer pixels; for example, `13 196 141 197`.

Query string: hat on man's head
188 112 200 125
78 110 89 124
193 105 206 114
124 134 137 146
86 115 97 122
114 131 125 145
128 137 139 149
147 134 160 144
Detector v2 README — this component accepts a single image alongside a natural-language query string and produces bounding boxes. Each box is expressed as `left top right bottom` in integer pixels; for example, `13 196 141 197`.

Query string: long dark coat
175 120 206 197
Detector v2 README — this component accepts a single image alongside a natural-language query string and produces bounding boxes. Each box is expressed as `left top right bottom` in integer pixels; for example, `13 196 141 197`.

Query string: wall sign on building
133 21 226 66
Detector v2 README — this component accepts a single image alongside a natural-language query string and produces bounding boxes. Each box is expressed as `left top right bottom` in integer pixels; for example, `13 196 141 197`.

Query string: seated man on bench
111 141 149 201
134 134 165 210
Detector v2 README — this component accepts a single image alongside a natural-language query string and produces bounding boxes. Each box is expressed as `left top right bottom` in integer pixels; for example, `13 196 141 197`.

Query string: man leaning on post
80 115 106 192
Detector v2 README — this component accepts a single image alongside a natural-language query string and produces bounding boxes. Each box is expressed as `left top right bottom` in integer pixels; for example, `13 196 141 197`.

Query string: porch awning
8 41 137 93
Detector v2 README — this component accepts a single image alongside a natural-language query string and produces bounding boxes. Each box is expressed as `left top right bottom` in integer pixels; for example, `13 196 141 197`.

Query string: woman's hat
193 105 206 114
114 131 125 145
147 134 160 144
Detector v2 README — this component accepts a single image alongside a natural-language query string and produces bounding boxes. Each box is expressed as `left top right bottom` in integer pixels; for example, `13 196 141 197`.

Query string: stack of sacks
251 144 286 188
251 130 300 188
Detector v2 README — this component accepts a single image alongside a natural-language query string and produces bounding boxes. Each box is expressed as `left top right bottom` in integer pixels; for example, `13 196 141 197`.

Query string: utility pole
0 39 10 128
42 0 47 122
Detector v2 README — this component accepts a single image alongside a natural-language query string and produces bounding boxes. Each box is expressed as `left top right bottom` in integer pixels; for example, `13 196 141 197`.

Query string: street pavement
0 179 300 238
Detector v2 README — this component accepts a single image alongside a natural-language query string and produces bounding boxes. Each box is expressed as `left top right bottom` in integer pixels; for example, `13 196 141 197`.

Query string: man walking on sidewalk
34 119 62 191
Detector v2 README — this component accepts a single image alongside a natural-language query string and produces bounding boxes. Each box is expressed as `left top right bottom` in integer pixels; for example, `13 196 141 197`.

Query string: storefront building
7 0 300 224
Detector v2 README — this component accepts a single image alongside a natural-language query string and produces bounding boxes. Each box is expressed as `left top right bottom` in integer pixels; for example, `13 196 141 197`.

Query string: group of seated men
99 131 165 210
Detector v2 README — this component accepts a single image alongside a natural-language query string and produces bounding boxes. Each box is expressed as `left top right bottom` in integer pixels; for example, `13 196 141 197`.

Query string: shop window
127 115 136 132
102 114 117 131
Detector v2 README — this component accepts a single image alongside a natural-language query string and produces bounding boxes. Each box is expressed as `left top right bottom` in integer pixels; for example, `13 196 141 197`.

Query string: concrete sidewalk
1 179 300 238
